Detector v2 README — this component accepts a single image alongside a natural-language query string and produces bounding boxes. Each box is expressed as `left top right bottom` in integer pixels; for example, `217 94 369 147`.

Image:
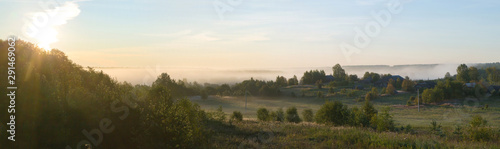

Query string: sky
1 0 499 69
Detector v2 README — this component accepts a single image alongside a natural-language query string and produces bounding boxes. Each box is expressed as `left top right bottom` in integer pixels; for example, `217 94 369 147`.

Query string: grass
192 85 500 148
207 120 500 149
193 85 500 128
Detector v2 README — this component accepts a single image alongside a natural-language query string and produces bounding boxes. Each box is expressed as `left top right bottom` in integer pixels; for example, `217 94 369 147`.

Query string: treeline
0 40 222 148
420 64 500 103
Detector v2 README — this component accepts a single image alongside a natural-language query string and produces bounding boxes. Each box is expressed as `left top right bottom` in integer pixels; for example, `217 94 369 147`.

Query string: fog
94 64 461 85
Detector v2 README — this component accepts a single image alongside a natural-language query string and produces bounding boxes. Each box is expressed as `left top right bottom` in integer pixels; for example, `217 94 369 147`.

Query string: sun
35 28 58 51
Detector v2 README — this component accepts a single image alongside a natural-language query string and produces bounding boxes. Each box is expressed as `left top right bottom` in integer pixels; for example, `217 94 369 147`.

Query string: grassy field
191 85 500 148
192 85 500 128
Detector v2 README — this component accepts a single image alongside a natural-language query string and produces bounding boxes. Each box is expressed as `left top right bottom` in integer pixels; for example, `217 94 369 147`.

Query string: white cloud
24 1 81 50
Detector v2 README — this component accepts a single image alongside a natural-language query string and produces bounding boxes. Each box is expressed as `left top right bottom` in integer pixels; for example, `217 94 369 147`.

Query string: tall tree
444 72 451 79
468 67 479 82
456 64 470 83
332 64 347 81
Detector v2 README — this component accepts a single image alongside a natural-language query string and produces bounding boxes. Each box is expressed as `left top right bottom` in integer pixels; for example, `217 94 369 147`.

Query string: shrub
347 90 356 97
230 111 243 122
329 87 335 93
209 106 226 121
285 106 302 123
317 91 324 98
365 93 374 101
276 108 285 122
315 101 351 126
257 108 270 121
291 92 297 97
302 109 314 122
370 107 395 132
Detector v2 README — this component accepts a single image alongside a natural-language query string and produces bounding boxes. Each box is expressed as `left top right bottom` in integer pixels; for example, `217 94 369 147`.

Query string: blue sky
1 0 499 68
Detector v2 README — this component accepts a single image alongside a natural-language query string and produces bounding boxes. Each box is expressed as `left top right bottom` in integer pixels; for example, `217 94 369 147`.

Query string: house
414 81 437 89
374 75 405 87
324 75 335 83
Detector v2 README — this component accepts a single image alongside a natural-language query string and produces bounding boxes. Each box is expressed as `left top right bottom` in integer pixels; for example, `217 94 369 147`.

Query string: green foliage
300 70 326 84
302 109 314 122
402 79 415 92
275 76 288 87
257 108 270 121
370 107 395 132
317 91 324 98
469 115 487 128
201 89 208 99
457 64 470 82
230 111 243 122
274 108 285 122
315 101 351 126
316 80 323 89
328 87 335 93
346 90 357 97
288 75 299 85
422 87 445 103
291 92 297 97
366 87 378 101
385 83 396 95
137 98 209 148
209 106 226 121
486 67 500 84
365 92 374 101
285 107 302 123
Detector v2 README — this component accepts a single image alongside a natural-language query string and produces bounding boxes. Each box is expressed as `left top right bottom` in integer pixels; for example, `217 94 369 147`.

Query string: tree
401 79 415 92
486 67 500 84
457 64 470 83
468 67 479 82
396 78 403 89
288 75 299 86
332 64 347 81
385 83 396 95
445 72 452 79
275 76 288 87
316 80 323 89
349 74 359 82
300 70 326 84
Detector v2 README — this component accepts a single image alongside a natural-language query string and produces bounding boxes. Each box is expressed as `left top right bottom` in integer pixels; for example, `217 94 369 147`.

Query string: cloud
24 1 81 50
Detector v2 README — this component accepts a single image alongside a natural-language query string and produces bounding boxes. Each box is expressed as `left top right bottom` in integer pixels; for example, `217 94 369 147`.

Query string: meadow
193 85 500 148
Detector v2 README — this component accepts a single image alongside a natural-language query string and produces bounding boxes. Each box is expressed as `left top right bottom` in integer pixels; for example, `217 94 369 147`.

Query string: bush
317 91 324 98
276 108 285 122
285 107 302 123
230 111 243 122
329 87 335 93
209 106 226 121
257 108 270 121
365 93 375 101
315 101 351 126
347 90 357 97
291 92 297 97
370 107 395 132
302 109 314 122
